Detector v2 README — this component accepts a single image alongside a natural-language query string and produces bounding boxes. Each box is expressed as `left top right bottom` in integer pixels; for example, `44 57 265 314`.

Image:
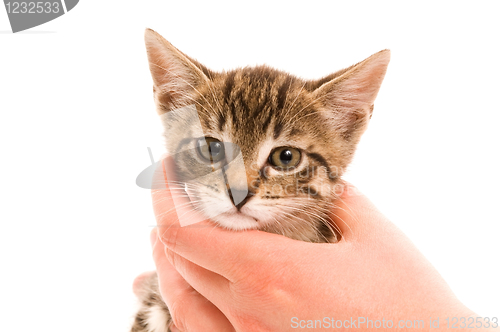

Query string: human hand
149 158 493 332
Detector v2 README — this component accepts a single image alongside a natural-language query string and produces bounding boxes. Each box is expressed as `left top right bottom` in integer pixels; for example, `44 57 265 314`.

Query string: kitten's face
162 71 345 241
145 29 389 242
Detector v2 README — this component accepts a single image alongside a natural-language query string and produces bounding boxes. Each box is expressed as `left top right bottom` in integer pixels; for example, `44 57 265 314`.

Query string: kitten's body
131 29 389 332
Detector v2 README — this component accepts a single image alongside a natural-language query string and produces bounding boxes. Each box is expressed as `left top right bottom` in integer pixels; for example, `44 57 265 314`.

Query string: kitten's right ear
311 49 390 141
144 29 211 113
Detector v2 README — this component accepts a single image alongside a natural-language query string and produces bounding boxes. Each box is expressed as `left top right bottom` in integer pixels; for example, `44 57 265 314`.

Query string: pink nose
132 271 156 296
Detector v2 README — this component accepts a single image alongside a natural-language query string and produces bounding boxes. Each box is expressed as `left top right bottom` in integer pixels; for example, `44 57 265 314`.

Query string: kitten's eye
269 147 301 168
196 137 225 163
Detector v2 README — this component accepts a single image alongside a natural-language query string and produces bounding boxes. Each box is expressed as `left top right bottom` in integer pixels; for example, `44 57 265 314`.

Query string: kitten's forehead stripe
223 71 236 102
277 76 293 110
273 121 284 140
251 84 270 120
218 67 312 144
261 110 274 136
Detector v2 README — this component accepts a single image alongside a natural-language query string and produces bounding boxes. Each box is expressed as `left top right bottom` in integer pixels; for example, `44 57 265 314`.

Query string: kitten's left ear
312 49 390 140
144 29 213 113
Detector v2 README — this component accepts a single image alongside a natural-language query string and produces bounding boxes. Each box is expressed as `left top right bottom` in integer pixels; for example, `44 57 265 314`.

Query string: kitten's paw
131 272 172 332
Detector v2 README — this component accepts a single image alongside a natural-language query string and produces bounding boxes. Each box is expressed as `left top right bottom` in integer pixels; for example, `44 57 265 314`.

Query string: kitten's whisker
154 199 204 218
328 212 350 236
272 199 344 240
268 215 287 237
271 204 329 241
331 192 359 221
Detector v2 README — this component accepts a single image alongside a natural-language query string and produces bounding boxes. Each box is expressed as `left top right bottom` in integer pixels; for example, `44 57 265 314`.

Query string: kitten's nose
228 188 254 210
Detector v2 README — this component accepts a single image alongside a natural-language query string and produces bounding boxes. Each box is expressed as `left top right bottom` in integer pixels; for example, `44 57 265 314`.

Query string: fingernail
150 228 158 247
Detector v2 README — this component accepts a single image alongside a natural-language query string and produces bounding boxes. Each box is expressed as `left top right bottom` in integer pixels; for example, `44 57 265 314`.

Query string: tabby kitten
131 29 389 332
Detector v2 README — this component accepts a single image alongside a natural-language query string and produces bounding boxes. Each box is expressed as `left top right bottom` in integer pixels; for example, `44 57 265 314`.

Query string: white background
1 1 499 331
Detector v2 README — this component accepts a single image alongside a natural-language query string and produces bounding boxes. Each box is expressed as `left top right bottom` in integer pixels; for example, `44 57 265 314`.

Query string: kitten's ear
144 29 212 113
312 49 390 140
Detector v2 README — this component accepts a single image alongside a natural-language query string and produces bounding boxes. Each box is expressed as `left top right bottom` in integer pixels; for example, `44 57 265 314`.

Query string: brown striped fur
131 29 390 332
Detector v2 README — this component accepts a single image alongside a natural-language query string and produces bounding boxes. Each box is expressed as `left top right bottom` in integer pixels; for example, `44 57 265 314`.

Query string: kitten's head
145 29 389 242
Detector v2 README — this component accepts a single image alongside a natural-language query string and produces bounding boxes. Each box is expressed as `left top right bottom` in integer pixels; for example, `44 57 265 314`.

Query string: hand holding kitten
149 173 488 332
135 29 494 332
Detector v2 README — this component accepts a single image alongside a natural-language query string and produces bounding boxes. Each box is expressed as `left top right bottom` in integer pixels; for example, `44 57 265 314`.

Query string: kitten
131 29 389 332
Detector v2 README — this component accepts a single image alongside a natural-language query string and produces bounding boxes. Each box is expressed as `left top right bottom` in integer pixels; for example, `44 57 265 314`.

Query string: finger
153 228 230 306
153 156 302 280
151 229 235 332
330 181 392 240
166 248 236 311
